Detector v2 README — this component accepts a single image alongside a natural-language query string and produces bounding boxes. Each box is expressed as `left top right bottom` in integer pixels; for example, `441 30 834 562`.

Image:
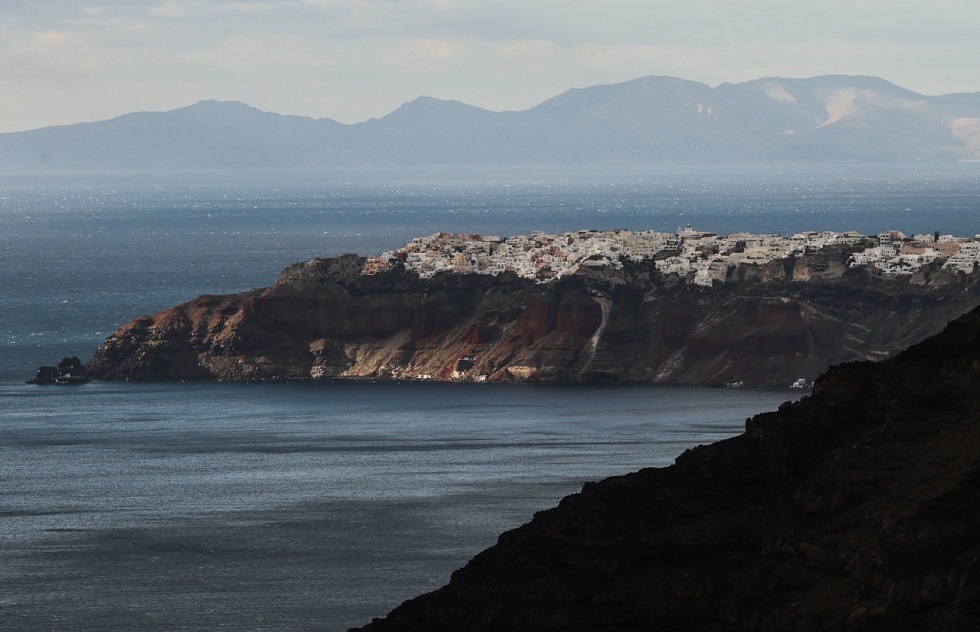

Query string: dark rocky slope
26 355 90 384
86 250 980 388
350 305 980 631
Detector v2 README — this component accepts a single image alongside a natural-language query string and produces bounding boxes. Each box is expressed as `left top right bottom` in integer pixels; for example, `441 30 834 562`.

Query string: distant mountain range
4 75 980 172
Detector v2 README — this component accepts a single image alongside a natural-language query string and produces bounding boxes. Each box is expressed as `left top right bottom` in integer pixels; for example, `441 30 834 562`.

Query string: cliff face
349 304 980 631
86 253 980 387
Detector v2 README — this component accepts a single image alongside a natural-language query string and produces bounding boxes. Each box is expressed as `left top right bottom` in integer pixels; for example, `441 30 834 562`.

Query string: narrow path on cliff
578 295 612 378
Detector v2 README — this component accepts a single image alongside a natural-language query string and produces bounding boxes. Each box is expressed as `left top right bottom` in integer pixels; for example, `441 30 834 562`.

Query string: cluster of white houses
360 227 980 285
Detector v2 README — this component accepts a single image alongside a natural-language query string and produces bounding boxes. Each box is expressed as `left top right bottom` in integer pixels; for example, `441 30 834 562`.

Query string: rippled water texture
1 380 795 631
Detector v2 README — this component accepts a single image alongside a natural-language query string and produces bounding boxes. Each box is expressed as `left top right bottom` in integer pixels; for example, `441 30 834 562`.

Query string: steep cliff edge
350 304 980 631
86 252 980 387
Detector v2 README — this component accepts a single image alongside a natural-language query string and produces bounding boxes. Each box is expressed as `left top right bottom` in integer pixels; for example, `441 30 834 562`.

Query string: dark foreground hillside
352 306 980 631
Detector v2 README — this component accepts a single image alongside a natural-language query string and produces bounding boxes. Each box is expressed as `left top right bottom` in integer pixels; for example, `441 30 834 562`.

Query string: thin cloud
179 34 339 70
383 38 461 66
494 40 561 63
30 30 72 51
149 1 186 18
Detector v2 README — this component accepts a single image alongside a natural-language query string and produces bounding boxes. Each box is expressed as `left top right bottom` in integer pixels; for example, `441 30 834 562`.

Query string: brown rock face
349 306 980 632
86 253 980 387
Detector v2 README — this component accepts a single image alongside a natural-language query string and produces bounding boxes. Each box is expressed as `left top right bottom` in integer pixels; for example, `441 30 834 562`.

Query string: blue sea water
1 165 979 630
1 379 791 631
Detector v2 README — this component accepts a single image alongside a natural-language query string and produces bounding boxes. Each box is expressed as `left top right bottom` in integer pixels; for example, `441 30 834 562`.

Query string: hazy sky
3 0 979 133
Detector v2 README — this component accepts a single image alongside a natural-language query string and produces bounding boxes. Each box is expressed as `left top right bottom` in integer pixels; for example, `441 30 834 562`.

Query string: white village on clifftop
361 227 980 286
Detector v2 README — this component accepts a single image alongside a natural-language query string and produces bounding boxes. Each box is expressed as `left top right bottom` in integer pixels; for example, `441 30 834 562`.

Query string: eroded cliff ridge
349 303 980 631
86 243 980 386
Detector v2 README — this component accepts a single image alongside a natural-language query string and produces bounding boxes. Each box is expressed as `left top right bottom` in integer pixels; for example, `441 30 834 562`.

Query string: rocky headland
85 229 980 387
348 301 980 631
26 355 91 385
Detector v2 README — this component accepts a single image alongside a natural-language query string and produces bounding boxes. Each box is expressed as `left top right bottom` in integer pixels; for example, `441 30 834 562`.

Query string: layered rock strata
86 251 980 387
350 304 980 631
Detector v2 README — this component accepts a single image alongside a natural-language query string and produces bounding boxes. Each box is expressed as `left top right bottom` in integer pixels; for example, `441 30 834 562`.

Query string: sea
1 164 978 631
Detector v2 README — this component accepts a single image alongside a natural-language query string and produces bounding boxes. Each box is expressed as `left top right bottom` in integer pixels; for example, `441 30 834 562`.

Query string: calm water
1 165 978 630
1 380 792 631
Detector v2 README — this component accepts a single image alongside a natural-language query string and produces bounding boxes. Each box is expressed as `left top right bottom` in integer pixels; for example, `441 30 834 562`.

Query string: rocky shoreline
27 355 91 385
74 245 980 388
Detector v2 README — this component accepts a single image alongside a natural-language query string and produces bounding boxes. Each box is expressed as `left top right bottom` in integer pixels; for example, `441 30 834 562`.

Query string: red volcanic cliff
87 252 980 387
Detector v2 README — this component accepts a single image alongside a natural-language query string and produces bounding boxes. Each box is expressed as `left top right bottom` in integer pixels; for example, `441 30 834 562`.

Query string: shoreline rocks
27 356 91 385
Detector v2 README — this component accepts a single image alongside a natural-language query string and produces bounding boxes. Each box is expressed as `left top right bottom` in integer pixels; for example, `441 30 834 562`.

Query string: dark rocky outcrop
84 252 980 387
349 304 980 631
27 355 91 385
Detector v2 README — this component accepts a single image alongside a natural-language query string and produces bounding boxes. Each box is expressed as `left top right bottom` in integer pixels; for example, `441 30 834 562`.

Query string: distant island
78 226 980 388
3 74 980 171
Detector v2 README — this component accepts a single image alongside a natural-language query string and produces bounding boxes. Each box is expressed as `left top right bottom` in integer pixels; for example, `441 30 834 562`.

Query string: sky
2 0 980 133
